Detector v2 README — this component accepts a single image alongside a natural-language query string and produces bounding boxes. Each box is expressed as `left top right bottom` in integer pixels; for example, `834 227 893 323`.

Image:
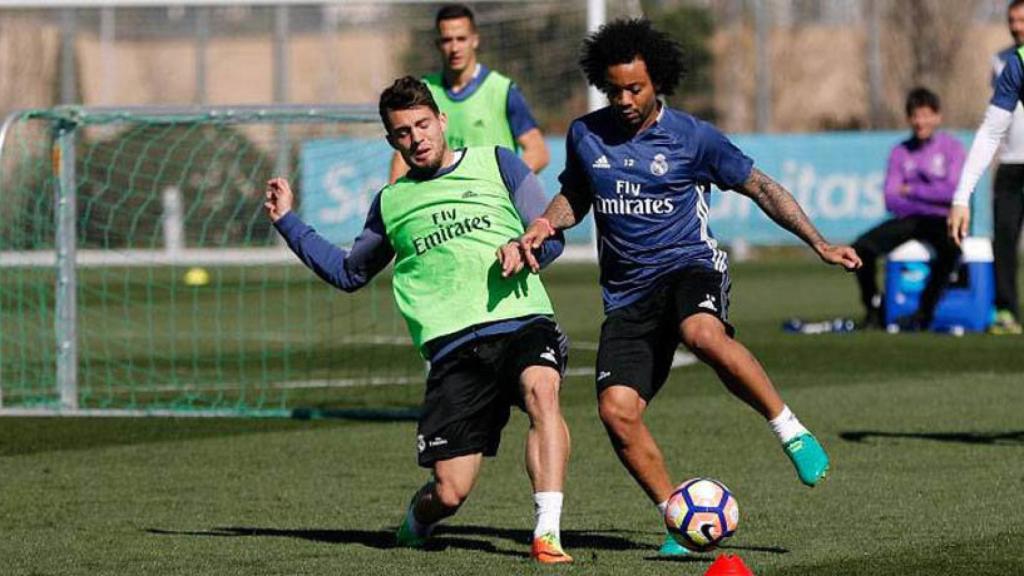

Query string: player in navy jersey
518 19 861 556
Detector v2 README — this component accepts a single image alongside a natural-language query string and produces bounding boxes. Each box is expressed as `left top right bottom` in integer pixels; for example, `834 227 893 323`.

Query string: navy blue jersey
559 105 754 311
992 49 1024 112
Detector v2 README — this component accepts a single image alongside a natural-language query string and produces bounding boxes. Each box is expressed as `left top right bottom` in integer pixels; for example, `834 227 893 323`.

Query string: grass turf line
1 261 1022 575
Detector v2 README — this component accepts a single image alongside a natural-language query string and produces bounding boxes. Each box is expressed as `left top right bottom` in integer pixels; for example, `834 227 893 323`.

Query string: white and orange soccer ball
664 477 739 552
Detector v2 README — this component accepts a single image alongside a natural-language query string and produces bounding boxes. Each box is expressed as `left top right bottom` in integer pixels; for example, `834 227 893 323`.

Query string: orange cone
704 554 754 576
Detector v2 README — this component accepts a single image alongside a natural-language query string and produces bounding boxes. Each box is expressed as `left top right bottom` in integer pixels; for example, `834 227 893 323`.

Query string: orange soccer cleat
531 532 574 564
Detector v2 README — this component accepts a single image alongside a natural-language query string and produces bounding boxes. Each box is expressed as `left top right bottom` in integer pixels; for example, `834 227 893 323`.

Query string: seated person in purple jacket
854 87 966 330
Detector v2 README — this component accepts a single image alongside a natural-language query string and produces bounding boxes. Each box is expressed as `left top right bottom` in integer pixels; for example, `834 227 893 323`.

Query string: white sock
533 491 564 539
769 405 808 444
657 500 672 536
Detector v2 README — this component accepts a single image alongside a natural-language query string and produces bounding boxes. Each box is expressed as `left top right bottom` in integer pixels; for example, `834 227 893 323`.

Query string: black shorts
416 318 568 468
596 266 734 402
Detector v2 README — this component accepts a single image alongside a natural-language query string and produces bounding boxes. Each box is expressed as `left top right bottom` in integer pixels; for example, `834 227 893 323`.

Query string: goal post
0 104 434 417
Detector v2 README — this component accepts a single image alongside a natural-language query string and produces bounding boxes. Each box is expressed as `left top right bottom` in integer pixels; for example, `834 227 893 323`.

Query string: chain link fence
0 1 1015 133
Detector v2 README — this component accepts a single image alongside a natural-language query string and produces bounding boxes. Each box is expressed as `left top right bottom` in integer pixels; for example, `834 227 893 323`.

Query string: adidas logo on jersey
592 155 610 169
698 294 718 312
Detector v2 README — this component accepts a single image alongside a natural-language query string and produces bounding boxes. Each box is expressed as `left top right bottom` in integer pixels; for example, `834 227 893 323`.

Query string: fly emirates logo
412 207 492 256
595 179 675 216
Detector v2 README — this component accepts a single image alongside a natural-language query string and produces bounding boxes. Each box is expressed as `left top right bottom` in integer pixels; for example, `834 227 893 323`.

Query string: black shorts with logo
416 317 568 468
596 266 734 402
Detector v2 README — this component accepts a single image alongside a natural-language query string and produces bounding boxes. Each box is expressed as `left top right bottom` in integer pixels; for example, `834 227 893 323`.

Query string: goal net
0 0 618 417
0 105 432 417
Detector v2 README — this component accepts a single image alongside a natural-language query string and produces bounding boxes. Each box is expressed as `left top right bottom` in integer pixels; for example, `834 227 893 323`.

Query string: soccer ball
664 477 739 552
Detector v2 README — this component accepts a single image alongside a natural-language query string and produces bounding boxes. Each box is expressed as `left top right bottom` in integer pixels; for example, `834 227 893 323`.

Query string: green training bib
379 147 552 353
424 70 517 152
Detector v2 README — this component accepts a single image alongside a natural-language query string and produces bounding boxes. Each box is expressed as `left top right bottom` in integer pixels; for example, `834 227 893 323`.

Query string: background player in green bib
265 77 573 564
388 3 549 183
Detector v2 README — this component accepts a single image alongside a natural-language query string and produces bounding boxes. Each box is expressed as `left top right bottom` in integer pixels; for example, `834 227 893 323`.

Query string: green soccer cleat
784 432 830 487
395 513 428 549
395 493 431 549
988 310 1023 335
658 532 691 556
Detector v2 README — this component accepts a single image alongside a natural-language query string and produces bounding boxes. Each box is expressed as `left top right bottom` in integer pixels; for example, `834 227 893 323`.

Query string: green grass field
2 260 1023 575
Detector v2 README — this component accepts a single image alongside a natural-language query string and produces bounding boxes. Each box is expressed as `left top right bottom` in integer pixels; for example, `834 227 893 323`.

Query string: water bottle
783 318 856 334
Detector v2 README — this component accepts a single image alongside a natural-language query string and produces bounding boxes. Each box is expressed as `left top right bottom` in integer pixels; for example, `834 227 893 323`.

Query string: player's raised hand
948 205 970 247
817 243 862 271
265 177 293 222
496 241 525 278
518 217 556 273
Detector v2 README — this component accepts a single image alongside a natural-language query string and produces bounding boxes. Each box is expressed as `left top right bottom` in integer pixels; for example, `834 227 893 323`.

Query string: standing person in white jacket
950 0 1024 335
984 1 1024 334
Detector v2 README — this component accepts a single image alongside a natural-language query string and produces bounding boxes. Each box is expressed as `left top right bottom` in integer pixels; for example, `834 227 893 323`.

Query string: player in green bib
389 3 549 182
265 77 573 564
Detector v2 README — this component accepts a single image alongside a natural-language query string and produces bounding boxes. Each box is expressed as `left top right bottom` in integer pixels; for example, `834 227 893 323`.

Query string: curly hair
580 18 686 96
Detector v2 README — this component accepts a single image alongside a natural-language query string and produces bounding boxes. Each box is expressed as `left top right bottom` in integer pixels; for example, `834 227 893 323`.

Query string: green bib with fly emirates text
379 147 552 354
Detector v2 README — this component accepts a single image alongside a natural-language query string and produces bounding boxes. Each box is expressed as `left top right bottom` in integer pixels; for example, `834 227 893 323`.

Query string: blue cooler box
884 237 994 332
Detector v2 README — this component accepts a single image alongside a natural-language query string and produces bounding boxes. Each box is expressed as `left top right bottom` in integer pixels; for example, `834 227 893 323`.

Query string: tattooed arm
518 186 592 271
738 168 826 249
737 168 862 270
539 186 593 230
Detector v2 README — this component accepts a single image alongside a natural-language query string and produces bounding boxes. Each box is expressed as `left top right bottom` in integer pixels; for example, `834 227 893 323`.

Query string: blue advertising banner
299 137 390 243
299 132 990 247
707 131 991 245
298 136 594 246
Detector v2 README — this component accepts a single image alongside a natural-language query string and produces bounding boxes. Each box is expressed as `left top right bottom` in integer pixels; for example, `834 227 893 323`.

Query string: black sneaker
890 312 931 333
861 305 885 330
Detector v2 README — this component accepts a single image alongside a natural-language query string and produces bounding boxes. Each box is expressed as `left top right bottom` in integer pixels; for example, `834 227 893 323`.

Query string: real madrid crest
650 153 669 176
417 434 426 453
